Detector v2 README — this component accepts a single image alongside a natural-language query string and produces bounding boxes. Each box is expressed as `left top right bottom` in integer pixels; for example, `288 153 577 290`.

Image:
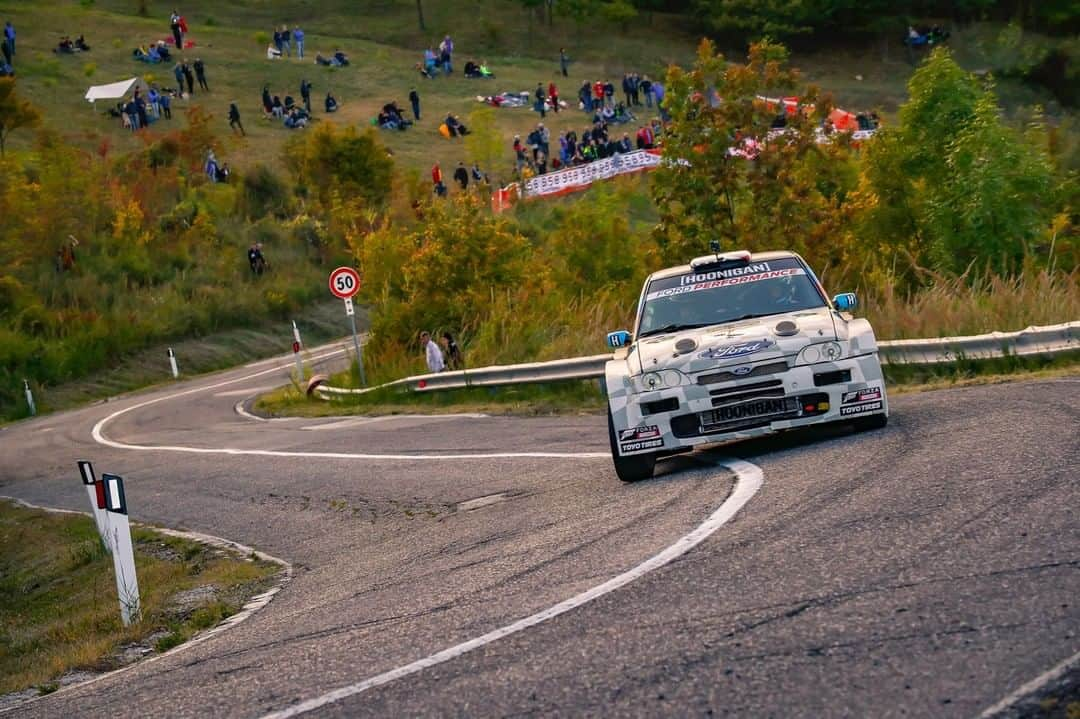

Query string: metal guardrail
316 321 1079 397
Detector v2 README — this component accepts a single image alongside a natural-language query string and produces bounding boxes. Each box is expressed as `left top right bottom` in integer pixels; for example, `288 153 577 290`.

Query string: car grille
709 379 784 407
697 361 789 385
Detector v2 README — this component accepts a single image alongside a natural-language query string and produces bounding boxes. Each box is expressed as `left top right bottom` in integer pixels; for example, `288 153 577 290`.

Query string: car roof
646 250 804 283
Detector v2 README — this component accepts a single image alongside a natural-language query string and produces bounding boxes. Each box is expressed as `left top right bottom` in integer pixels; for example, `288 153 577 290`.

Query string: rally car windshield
637 257 827 337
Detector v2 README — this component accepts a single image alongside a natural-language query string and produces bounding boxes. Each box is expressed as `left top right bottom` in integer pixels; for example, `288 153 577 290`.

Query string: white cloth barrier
523 149 662 198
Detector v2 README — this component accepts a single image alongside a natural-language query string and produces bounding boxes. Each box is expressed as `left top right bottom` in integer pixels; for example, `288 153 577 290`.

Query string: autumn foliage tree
0 78 42 157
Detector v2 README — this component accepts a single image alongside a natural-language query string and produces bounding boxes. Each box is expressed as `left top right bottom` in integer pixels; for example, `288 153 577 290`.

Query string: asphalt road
1 347 1076 718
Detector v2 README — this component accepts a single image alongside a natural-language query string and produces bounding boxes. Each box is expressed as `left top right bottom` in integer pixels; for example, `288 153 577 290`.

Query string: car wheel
607 409 656 482
853 413 888 431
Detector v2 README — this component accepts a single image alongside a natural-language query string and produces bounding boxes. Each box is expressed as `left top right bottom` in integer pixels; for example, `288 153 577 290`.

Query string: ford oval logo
731 365 753 376
699 339 775 361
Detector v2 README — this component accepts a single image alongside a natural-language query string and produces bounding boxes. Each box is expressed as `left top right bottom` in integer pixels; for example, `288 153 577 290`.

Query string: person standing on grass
173 61 185 97
559 47 569 77
169 11 182 49
193 58 208 91
548 81 559 114
439 34 453 75
440 332 463 370
159 91 171 119
453 161 469 190
182 60 195 95
228 102 244 135
293 26 304 59
432 162 446 196
300 78 312 113
280 25 291 57
408 87 420 121
535 83 546 119
4 21 14 57
1 36 11 67
420 331 446 373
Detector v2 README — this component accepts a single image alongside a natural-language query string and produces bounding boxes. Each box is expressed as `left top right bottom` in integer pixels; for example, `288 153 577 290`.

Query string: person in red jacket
432 162 446 196
548 81 559 114
593 80 604 107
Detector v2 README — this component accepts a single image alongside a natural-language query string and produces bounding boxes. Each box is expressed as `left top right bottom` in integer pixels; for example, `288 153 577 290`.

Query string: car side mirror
832 292 857 312
607 330 632 349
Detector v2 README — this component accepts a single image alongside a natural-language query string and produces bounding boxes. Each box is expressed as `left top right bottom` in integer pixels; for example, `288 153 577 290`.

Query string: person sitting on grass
331 49 349 67
325 91 339 112
464 60 481 78
283 107 307 129
56 36 75 53
444 113 469 136
478 61 494 78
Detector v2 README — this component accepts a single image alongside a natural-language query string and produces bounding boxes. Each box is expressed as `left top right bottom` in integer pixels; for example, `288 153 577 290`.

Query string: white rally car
605 250 888 482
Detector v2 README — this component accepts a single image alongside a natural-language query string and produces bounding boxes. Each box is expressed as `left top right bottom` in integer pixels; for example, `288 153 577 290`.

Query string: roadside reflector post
101 473 140 626
23 379 36 416
167 347 179 378
77 460 112 552
292 320 304 381
345 298 366 388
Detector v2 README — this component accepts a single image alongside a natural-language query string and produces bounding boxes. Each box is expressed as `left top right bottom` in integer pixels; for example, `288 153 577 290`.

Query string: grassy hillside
1 1 1070 179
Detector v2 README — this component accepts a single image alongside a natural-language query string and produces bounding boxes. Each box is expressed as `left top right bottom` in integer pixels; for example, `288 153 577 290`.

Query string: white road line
215 386 277 398
300 413 490 431
260 457 763 719
977 649 1080 718
92 348 606 460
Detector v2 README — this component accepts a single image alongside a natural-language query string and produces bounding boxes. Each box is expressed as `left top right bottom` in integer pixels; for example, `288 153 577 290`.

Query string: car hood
633 308 838 375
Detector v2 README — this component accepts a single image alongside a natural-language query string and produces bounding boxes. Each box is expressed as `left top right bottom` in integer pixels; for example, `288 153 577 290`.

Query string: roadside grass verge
254 355 1078 419
3 301 354 424
0 500 280 696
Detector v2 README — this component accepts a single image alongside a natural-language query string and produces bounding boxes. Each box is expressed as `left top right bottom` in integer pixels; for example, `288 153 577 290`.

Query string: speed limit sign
328 267 361 299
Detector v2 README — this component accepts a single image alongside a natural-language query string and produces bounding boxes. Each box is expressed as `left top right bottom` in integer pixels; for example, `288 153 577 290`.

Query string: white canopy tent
84 77 149 106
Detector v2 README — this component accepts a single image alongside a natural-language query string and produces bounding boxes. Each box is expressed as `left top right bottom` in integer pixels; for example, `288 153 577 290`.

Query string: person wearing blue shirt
293 26 304 59
4 22 14 56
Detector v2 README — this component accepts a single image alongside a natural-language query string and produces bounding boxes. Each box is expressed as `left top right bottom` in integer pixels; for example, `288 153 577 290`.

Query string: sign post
328 267 366 387
100 473 140 626
23 379 35 416
167 347 179 378
77 460 111 551
291 320 304 381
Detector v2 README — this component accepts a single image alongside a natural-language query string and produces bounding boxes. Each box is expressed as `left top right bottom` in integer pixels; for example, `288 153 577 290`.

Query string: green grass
0 500 280 695
0 2 1068 179
7 300 355 423
255 378 607 418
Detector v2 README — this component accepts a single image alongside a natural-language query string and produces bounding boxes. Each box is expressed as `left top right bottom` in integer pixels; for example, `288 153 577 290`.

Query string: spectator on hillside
169 11 182 49
293 26 305 59
273 27 283 55
182 60 195 95
641 75 653 108
325 91 338 113
228 102 244 134
280 25 291 57
432 162 446 196
559 47 569 77
248 242 266 275
2 36 12 67
420 331 445 372
300 78 312 112
408 87 421 120
284 106 307 128
159 90 172 119
193 58 208 91
453 161 469 190
440 332 463 370
173 61 185 96
534 83 546 118
579 81 592 113
439 34 453 75
548 81 559 113
4 21 14 57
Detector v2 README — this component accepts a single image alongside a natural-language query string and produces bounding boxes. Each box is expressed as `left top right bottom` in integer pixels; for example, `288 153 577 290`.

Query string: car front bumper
612 354 887 457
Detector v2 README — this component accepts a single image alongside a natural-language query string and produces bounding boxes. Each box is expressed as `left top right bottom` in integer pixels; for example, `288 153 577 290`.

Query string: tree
464 106 504 184
859 48 1055 276
0 79 42 157
651 39 839 262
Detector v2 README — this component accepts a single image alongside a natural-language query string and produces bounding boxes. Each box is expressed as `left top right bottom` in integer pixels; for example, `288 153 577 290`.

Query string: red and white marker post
328 267 365 386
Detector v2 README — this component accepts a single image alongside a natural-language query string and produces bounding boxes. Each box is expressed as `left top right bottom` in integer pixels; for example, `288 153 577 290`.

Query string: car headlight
796 341 844 365
633 369 691 393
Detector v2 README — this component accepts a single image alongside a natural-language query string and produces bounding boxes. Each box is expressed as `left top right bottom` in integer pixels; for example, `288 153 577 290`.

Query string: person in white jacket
420 331 445 373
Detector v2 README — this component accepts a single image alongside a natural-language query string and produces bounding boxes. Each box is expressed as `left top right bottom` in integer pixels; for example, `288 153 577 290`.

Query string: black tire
853 412 888 431
607 408 656 482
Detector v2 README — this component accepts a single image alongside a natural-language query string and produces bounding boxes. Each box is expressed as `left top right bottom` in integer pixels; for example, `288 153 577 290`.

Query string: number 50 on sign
328 266 361 299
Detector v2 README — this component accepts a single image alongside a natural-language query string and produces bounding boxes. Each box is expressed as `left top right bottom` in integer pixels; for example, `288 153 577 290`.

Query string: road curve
0 351 1076 718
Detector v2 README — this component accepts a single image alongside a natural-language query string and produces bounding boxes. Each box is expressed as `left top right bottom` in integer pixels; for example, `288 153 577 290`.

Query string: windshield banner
645 261 805 301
